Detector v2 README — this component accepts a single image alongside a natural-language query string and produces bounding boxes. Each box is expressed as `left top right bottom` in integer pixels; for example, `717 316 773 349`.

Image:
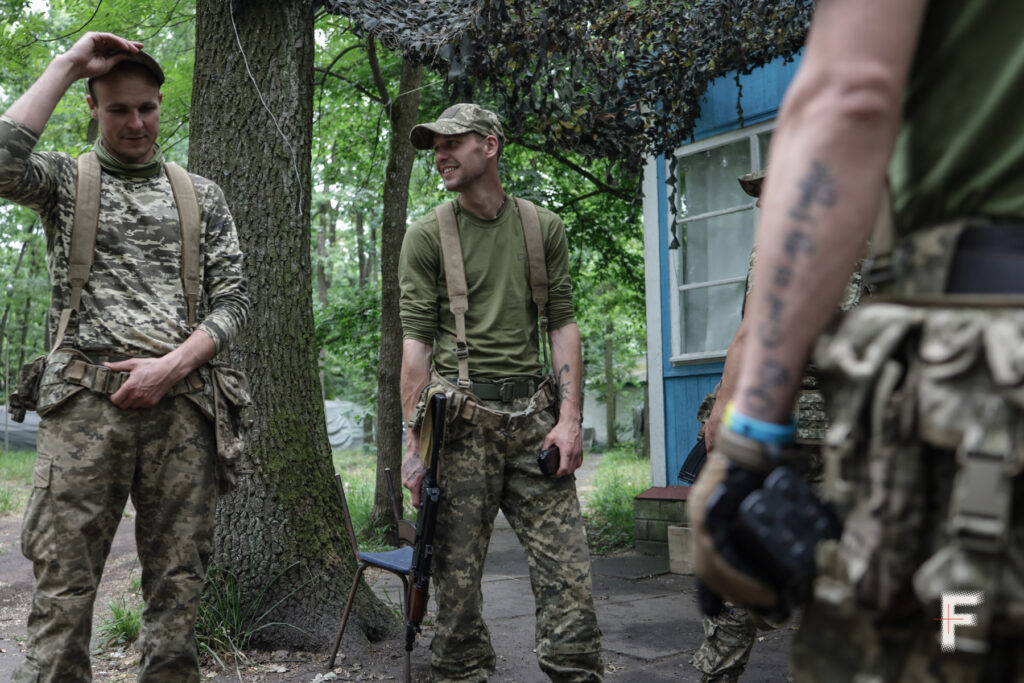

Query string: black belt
458 378 540 402
947 222 1024 294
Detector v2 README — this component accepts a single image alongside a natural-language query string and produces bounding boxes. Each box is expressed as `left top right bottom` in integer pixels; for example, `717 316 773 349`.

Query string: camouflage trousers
13 390 217 683
691 604 756 683
429 394 603 683
790 303 1024 682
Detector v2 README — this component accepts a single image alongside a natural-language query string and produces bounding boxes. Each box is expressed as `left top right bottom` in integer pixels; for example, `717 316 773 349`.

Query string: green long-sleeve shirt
399 197 575 380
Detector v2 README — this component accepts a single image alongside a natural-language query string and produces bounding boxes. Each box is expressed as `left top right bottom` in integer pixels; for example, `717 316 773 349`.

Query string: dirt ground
0 507 424 682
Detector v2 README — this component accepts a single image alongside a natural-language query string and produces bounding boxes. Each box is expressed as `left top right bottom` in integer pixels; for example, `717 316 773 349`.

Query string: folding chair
328 472 414 669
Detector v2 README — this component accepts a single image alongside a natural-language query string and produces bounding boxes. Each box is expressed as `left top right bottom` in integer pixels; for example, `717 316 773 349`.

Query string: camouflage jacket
0 115 248 358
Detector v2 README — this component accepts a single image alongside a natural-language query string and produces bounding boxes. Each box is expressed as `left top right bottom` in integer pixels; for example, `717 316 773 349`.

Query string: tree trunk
316 200 331 307
190 0 390 648
355 210 367 288
604 321 617 448
368 52 423 538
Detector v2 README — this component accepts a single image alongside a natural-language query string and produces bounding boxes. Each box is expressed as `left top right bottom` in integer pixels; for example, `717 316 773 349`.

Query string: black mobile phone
537 446 560 477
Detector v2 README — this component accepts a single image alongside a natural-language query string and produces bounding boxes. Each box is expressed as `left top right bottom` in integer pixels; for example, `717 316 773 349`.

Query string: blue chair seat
358 546 414 574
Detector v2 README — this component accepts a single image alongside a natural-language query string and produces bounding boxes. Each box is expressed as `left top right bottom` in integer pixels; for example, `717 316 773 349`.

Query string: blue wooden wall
655 55 801 485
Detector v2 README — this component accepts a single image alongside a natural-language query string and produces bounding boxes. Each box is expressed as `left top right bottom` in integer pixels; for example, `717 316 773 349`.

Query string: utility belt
869 218 1024 301
414 370 555 434
62 353 203 397
813 239 1024 648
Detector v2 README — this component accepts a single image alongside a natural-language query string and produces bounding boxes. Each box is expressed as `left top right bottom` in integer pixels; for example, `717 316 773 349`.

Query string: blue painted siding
691 55 801 142
653 54 802 485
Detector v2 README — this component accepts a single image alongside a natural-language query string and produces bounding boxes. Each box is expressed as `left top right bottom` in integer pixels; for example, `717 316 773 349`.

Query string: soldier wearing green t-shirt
399 104 603 683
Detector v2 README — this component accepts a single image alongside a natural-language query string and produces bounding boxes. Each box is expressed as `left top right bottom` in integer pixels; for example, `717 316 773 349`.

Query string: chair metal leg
328 563 366 669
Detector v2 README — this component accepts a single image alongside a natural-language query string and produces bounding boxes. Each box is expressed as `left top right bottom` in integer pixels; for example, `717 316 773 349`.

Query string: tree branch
318 42 366 92
366 37 392 119
314 67 386 104
557 190 604 213
513 138 634 202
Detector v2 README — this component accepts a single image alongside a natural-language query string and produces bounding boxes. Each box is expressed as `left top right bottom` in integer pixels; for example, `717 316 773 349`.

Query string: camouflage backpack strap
515 197 550 371
435 200 471 388
165 161 201 328
52 151 102 354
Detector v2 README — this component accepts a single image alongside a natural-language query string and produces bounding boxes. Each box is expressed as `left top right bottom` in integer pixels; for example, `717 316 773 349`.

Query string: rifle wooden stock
405 392 445 653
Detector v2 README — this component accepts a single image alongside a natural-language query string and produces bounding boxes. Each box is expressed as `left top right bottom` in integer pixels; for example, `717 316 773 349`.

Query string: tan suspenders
434 197 550 388
51 151 201 353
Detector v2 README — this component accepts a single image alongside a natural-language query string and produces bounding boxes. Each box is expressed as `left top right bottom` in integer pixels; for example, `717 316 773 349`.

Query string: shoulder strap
52 152 102 354
435 201 471 388
515 197 551 372
165 162 201 328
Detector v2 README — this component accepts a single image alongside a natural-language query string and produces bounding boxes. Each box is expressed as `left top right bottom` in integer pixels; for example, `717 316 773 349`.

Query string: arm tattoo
749 160 835 415
557 363 571 402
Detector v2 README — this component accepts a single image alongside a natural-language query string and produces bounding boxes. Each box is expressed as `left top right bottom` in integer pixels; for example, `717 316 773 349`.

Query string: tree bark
604 321 617 448
368 50 423 538
190 0 390 648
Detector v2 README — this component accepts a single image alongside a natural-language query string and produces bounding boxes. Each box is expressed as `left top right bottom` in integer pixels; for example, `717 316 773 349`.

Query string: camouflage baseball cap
410 103 504 150
738 169 766 198
88 49 165 91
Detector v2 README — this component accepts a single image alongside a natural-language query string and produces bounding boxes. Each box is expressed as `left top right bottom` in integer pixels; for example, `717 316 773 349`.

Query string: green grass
95 594 144 648
0 450 35 515
332 446 416 552
195 560 305 666
582 444 649 555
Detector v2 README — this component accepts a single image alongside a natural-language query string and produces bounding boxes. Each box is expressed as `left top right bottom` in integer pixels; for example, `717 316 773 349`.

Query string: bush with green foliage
582 444 648 555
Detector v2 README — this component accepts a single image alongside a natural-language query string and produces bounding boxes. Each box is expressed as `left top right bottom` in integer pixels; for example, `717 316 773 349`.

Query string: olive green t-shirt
890 0 1024 233
399 197 576 380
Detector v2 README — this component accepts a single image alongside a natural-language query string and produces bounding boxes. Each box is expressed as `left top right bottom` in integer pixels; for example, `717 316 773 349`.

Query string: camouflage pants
13 390 217 683
691 605 756 683
791 303 1024 682
429 396 603 683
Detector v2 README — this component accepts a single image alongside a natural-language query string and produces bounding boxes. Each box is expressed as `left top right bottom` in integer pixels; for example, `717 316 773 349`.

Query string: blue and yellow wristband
722 401 797 446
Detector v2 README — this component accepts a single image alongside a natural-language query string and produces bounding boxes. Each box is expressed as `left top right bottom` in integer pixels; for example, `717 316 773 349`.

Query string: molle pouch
211 365 253 494
35 349 88 417
813 304 927 616
8 354 46 422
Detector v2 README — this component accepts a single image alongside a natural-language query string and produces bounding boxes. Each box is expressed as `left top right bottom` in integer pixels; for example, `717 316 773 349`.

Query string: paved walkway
375 452 794 682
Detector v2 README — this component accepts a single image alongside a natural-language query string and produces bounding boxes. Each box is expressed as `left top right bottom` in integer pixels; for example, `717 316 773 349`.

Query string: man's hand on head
64 32 144 80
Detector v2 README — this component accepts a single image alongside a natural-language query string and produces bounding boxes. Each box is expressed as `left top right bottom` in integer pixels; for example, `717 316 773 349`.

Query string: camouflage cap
87 49 165 92
410 103 504 150
738 169 766 198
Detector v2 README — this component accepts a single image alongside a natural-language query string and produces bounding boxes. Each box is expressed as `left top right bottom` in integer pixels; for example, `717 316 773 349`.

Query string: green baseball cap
410 103 505 151
738 169 767 198
87 49 165 92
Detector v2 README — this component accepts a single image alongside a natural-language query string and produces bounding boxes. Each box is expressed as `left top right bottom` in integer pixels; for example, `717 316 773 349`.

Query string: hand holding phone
537 446 560 477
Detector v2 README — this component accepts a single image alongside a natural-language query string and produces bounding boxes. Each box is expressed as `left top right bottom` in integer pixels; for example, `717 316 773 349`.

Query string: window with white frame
670 122 774 364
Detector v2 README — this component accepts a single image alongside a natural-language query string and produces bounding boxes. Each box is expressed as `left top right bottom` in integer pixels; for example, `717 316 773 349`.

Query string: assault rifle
405 392 445 659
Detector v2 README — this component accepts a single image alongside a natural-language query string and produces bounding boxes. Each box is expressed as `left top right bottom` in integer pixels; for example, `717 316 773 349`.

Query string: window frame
668 120 775 365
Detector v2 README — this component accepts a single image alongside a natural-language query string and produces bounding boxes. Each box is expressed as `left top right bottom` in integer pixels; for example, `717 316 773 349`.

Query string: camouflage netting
320 0 814 166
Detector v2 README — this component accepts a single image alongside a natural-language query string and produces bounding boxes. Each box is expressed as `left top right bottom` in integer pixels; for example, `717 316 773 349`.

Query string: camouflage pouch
10 348 91 422
8 354 46 422
211 365 253 494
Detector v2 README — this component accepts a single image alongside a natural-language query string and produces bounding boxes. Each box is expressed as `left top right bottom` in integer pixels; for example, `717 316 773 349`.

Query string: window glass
758 131 773 169
673 135 759 358
678 140 751 218
680 282 746 355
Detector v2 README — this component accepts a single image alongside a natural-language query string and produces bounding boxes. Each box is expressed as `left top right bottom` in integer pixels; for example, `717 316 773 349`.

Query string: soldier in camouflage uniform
690 1 1024 681
399 104 602 682
691 171 868 683
0 33 248 682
